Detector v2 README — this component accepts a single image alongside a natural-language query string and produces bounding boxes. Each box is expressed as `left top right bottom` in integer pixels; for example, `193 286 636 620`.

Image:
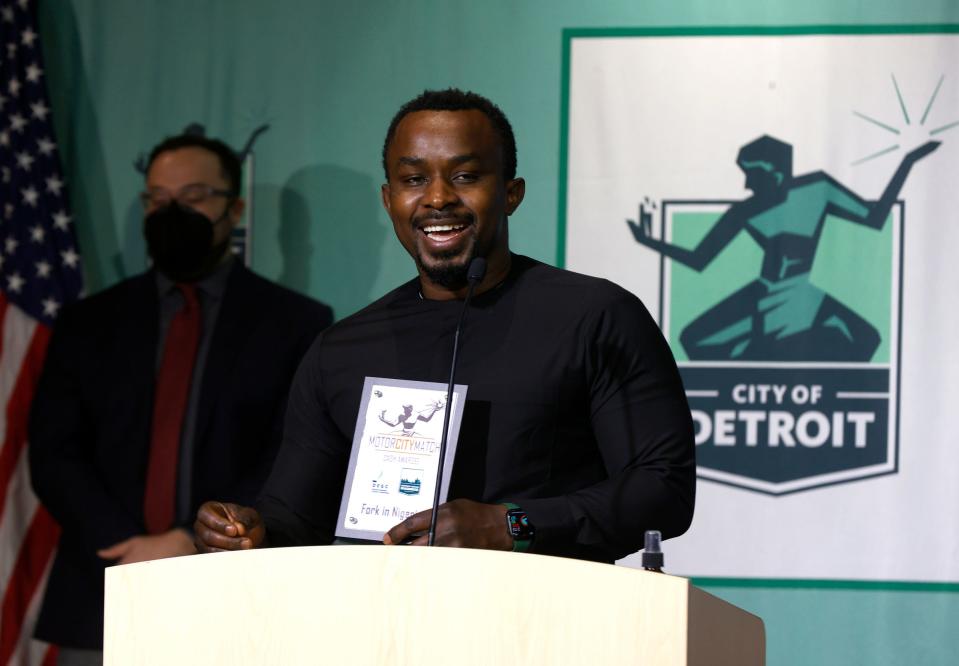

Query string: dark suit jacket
28 264 333 648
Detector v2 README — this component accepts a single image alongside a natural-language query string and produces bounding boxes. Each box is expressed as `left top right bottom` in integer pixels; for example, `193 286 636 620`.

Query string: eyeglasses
140 184 233 211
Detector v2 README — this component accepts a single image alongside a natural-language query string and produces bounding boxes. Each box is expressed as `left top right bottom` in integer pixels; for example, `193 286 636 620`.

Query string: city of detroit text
692 383 876 448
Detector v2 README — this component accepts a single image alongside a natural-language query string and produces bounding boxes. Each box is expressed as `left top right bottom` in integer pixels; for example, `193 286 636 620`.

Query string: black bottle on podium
642 530 664 573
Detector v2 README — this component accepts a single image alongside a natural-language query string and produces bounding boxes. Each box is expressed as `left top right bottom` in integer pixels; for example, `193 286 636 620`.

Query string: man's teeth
423 223 466 234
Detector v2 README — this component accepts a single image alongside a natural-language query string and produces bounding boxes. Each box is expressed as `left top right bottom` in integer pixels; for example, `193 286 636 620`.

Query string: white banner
564 30 959 582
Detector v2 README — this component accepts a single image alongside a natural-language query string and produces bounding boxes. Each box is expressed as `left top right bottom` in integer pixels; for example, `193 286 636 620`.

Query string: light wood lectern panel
105 545 763 665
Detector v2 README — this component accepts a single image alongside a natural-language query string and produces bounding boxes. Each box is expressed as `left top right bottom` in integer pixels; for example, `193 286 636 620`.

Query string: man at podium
195 89 696 562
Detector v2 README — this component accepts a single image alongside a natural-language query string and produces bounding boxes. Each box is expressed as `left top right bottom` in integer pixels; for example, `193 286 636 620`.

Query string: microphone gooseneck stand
427 257 487 547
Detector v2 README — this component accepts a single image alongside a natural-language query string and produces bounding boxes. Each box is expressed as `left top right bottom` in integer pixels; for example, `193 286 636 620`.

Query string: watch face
506 509 533 540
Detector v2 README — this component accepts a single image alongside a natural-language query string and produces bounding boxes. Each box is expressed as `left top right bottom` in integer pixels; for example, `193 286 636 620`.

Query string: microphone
428 257 486 546
466 257 487 284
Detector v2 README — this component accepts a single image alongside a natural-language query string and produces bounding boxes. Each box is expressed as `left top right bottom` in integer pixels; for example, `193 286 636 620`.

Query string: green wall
38 1 959 663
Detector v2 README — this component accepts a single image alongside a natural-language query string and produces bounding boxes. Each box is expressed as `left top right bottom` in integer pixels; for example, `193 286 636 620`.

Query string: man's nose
424 177 458 209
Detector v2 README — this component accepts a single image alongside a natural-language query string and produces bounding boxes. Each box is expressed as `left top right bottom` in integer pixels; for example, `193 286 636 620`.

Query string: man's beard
415 239 477 289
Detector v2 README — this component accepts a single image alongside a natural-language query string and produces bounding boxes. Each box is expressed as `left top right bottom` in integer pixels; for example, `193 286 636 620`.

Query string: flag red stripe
0 293 8 359
0 310 57 665
0 324 51 520
0 506 60 666
40 645 58 666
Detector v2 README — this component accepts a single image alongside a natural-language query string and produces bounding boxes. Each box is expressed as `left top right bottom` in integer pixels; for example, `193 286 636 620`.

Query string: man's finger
193 523 252 553
97 538 131 560
384 509 432 545
196 501 240 536
231 506 264 535
403 533 429 546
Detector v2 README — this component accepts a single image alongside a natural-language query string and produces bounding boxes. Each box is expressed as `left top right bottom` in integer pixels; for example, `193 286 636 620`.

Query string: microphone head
467 257 487 284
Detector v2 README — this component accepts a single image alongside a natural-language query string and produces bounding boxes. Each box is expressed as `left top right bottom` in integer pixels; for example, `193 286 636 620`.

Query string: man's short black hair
382 88 517 181
147 134 243 196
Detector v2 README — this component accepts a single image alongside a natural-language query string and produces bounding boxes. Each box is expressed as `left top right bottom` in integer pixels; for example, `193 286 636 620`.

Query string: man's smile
416 216 473 245
423 222 467 234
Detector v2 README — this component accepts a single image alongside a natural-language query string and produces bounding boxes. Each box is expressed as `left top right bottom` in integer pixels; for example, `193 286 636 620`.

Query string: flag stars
21 27 37 48
52 210 71 230
25 63 43 83
61 248 80 268
16 151 34 170
30 100 49 120
7 272 25 293
21 186 39 207
42 297 60 317
0 9 81 320
37 136 55 155
46 175 63 196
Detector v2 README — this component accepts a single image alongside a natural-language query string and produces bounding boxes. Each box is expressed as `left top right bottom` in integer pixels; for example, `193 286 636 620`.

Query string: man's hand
193 501 266 553
97 529 195 565
383 499 512 550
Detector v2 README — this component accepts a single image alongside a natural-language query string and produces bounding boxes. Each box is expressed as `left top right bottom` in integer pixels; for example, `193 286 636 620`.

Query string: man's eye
453 173 478 183
402 175 426 185
179 185 210 202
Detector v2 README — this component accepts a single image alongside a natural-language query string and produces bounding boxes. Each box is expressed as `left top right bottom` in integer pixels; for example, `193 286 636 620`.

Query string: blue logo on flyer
398 468 423 496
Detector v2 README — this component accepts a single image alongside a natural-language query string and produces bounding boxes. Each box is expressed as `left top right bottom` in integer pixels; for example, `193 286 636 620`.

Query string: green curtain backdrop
38 1 959 664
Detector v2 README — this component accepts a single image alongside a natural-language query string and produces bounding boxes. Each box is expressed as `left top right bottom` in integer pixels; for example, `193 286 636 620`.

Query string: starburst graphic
852 74 958 166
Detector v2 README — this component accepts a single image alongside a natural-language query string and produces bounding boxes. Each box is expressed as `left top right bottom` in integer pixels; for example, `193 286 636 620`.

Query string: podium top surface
105 545 763 665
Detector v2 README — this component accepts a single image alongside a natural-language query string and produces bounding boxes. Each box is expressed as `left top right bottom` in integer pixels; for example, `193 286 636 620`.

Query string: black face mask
144 201 230 282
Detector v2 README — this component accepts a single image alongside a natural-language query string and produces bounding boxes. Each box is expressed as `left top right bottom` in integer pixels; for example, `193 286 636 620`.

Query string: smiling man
381 101 522 299
195 89 695 561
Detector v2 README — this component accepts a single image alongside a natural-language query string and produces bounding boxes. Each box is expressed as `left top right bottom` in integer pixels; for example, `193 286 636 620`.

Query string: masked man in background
29 133 333 662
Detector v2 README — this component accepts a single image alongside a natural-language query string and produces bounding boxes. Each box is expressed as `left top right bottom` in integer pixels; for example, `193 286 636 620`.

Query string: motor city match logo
626 123 941 494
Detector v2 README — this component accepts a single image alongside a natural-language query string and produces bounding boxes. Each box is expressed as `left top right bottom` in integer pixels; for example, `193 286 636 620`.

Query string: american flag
0 0 83 664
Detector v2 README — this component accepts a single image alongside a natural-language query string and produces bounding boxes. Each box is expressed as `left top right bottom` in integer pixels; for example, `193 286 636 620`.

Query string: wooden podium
104 545 764 665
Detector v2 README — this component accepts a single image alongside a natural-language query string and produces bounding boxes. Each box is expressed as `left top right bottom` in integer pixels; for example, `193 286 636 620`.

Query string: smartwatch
504 503 535 552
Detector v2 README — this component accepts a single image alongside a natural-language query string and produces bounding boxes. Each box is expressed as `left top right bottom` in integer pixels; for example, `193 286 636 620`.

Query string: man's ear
505 178 525 216
227 197 246 229
380 183 392 215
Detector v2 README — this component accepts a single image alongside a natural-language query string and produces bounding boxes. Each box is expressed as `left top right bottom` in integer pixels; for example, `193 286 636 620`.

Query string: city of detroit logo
626 136 936 495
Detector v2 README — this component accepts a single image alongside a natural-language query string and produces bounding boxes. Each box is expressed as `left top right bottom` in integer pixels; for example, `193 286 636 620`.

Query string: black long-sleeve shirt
259 254 695 562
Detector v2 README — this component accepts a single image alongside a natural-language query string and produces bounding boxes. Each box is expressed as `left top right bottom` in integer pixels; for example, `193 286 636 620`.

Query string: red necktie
144 284 201 534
